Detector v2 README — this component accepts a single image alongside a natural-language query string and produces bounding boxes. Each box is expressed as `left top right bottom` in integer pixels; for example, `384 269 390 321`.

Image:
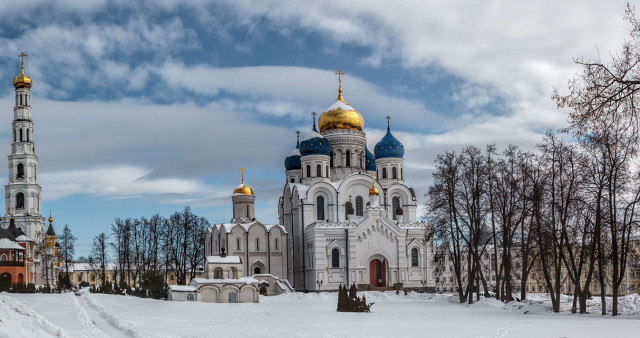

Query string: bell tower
4 52 45 240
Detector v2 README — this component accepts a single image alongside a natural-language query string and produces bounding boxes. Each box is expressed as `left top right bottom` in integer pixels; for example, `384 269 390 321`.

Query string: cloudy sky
0 0 631 256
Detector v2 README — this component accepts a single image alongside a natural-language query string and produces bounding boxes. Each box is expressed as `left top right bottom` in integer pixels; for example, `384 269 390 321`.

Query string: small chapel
278 71 432 291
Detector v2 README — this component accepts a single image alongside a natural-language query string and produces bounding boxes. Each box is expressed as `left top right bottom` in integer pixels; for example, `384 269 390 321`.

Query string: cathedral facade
278 76 432 291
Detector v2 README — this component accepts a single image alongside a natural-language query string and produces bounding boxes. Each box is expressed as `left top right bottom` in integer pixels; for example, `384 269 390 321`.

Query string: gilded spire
335 69 345 102
48 210 53 224
369 173 379 196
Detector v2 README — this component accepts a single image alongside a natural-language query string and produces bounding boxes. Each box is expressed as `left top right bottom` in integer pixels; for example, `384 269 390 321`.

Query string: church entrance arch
368 257 388 287
0 272 11 291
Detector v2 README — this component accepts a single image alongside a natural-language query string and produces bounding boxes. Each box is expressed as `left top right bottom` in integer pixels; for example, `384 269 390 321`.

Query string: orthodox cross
296 130 300 144
386 115 391 129
335 69 344 89
312 111 317 126
240 167 246 183
18 52 27 68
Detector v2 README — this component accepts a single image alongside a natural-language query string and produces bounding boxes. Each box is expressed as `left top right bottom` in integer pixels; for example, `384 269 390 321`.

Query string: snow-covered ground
5 291 640 337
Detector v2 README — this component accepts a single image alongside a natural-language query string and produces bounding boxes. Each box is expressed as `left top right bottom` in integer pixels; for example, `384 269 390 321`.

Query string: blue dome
284 144 301 170
299 125 331 156
365 146 376 171
374 127 404 159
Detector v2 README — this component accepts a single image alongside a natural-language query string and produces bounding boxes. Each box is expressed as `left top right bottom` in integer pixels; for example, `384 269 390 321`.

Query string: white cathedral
206 73 432 292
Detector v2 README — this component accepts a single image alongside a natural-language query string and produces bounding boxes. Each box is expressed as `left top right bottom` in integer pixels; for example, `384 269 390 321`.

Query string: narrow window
382 167 387 179
275 238 278 251
256 238 260 251
290 178 294 183
19 129 23 142
316 164 322 177
330 150 334 167
411 248 419 267
306 165 311 178
214 267 223 279
401 167 403 179
247 205 250 218
345 151 351 167
17 163 24 179
254 266 261 274
355 196 363 216
16 192 24 209
332 248 340 268
392 196 400 220
237 238 240 250
12 129 15 142
326 165 329 177
392 167 397 179
316 195 325 220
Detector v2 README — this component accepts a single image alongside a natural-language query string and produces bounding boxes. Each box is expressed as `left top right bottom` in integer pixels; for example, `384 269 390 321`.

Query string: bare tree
58 224 76 279
89 232 109 288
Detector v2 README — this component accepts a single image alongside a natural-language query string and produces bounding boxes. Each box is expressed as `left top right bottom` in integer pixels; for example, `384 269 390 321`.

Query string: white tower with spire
4 52 45 241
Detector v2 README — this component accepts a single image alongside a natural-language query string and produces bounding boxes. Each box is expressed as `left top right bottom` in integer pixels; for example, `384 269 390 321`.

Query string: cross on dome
18 52 27 68
312 111 317 128
386 115 391 130
240 167 246 183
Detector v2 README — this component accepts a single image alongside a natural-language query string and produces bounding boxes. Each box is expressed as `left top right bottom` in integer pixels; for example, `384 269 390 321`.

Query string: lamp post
316 280 323 293
421 280 427 293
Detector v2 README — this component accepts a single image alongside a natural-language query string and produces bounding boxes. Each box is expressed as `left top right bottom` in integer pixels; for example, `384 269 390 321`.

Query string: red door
369 259 387 287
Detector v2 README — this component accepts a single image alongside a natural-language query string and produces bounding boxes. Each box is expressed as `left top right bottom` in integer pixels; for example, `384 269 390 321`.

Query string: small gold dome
318 89 364 133
233 183 254 196
48 215 54 223
369 175 379 196
13 67 32 89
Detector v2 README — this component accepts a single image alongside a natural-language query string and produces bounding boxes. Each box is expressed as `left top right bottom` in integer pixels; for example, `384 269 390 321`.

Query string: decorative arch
331 248 340 268
251 260 265 275
16 192 24 209
411 247 419 267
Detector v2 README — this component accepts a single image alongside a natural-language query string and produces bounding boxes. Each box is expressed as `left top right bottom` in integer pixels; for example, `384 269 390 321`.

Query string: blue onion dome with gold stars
284 133 302 170
374 120 404 159
365 146 376 171
299 119 331 156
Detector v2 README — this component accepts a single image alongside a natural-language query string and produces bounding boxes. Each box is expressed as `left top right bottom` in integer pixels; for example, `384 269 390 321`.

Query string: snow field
6 291 640 338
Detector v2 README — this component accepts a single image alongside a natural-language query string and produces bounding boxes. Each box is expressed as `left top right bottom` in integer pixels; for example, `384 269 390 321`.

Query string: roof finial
312 111 317 130
240 167 245 184
18 52 27 69
386 115 391 131
296 130 300 146
369 173 379 196
335 69 345 102
48 210 53 224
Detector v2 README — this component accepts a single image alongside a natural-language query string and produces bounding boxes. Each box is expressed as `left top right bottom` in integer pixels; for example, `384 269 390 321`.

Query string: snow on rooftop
206 255 241 264
0 238 24 250
325 99 355 112
168 285 197 292
288 148 301 156
301 129 323 141
15 234 32 242
191 277 258 285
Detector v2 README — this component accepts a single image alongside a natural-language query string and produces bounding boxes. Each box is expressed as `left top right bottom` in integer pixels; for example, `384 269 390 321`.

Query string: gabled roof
0 238 24 250
206 255 241 264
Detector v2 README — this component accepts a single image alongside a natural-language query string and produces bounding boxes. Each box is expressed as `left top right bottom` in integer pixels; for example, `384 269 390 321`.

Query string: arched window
214 267 223 279
18 273 23 284
247 205 250 218
306 165 311 178
382 167 387 179
345 201 353 220
17 163 24 179
187 294 194 301
326 165 329 177
316 164 322 177
345 150 351 167
256 238 260 250
19 129 23 142
254 266 261 274
401 167 403 179
392 167 398 179
330 150 334 167
16 193 24 210
230 267 238 279
332 248 340 268
316 196 325 220
411 248 419 267
392 196 400 220
355 196 363 216
0 254 6 261
290 178 294 183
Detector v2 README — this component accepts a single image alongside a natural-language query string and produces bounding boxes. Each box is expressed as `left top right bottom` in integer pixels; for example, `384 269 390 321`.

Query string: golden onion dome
318 88 364 133
232 168 254 195
233 182 254 196
13 66 32 89
369 174 379 196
